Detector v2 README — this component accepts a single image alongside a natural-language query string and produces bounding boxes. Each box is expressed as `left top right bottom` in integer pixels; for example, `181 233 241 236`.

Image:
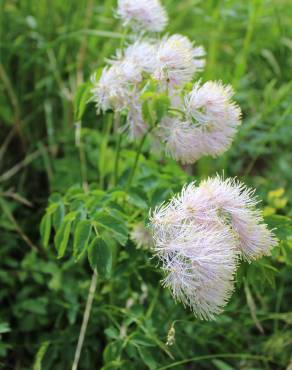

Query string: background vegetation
0 0 292 369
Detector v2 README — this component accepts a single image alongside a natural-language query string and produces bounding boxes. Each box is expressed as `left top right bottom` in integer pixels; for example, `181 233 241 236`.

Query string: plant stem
113 134 122 186
71 270 98 370
72 129 101 369
76 121 88 192
99 113 113 189
126 131 149 190
72 114 113 369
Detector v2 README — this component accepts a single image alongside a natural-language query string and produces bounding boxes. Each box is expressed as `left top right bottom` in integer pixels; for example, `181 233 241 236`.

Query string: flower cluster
88 1 277 322
116 0 168 33
91 0 241 162
150 176 277 320
159 81 242 164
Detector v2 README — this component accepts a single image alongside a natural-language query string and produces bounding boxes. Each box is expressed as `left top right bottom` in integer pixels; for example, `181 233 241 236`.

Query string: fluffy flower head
194 176 278 261
131 222 154 249
117 0 168 32
91 60 142 113
124 40 157 73
153 81 241 164
150 177 277 319
150 185 238 320
154 34 205 87
151 184 237 320
184 81 242 157
159 117 203 164
186 81 238 124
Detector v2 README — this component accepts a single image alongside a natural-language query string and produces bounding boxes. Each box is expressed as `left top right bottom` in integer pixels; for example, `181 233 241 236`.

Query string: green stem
99 113 113 189
76 121 88 192
113 134 122 186
71 270 98 370
72 115 112 369
113 113 124 187
126 130 149 190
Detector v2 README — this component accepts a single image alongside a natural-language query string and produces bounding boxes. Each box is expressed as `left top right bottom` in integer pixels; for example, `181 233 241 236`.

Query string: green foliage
88 237 112 277
40 186 131 272
0 0 292 369
74 81 94 121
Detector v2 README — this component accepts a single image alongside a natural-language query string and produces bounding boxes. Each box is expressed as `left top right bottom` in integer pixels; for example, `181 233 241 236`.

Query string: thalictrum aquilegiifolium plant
40 1 278 369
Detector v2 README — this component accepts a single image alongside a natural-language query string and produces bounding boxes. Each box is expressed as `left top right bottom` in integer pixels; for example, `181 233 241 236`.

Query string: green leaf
153 93 170 123
48 193 62 203
142 99 154 126
19 298 47 315
281 241 292 266
212 359 235 370
0 322 11 334
151 187 171 207
40 213 51 248
73 220 92 260
103 341 122 364
104 327 119 340
33 341 50 370
52 202 65 229
131 333 155 347
46 202 59 215
137 347 157 370
64 211 78 222
88 236 112 277
74 81 93 121
140 90 170 125
95 212 128 245
128 187 148 209
54 220 72 258
265 215 292 240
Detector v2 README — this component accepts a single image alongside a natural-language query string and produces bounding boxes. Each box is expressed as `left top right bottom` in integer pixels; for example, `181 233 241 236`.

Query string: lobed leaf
88 236 112 277
73 219 92 260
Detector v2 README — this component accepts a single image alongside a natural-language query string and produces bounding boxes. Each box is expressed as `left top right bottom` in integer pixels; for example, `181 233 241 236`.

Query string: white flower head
185 81 242 157
158 117 203 164
124 40 157 73
196 176 278 261
131 222 154 249
91 66 122 112
150 196 238 320
91 60 142 113
126 95 148 139
154 34 205 87
117 0 168 32
118 59 143 84
150 177 278 318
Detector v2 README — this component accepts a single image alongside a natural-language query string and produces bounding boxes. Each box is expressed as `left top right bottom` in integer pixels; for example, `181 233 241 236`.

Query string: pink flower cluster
150 176 277 320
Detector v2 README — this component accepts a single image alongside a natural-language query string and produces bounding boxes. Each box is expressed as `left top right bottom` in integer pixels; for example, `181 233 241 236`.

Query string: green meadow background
0 0 291 369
